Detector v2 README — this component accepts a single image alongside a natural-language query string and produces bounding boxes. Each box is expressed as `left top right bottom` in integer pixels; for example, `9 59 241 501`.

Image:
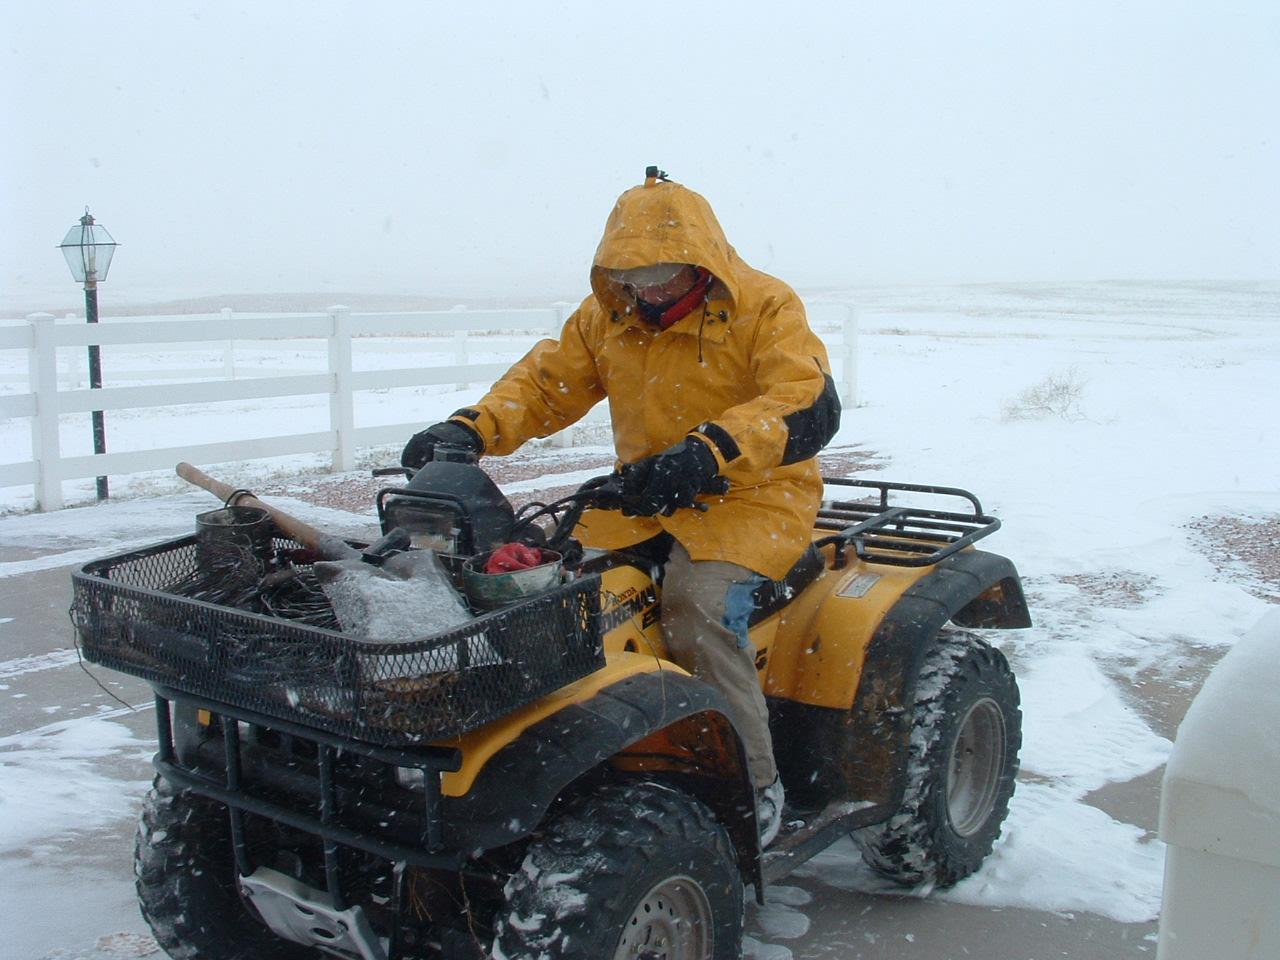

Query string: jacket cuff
448 409 488 453
686 432 727 478
689 422 739 472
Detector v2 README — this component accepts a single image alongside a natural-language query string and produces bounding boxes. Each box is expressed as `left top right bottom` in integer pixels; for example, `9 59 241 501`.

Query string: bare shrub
1001 368 1089 422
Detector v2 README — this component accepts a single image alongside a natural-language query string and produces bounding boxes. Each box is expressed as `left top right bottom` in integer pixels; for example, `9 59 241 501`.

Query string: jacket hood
589 177 741 318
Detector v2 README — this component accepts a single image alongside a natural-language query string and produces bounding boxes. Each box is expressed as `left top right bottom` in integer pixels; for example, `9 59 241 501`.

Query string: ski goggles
607 262 691 291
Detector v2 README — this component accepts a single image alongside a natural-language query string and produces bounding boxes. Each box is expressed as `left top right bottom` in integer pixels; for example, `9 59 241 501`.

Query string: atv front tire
135 776 314 960
491 781 743 960
855 629 1021 887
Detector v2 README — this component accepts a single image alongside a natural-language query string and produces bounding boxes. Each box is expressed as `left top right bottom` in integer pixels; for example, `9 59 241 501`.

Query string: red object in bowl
484 542 546 574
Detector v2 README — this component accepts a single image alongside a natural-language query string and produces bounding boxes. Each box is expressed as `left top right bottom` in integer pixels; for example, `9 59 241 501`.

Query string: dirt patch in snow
36 932 161 960
257 471 387 515
818 446 887 477
483 450 617 484
1186 513 1280 603
1061 571 1161 608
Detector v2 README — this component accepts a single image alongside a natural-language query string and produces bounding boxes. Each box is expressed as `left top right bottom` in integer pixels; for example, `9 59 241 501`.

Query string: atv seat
611 535 825 626
748 544 825 627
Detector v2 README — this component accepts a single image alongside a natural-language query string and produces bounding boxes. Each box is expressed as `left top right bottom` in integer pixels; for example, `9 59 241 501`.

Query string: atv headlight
380 496 463 552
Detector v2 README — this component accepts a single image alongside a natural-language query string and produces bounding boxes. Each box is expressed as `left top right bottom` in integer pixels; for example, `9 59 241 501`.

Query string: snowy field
1 280 1277 958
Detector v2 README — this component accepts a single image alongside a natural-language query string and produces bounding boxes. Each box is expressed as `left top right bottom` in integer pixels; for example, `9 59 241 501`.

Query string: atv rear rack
815 478 1001 568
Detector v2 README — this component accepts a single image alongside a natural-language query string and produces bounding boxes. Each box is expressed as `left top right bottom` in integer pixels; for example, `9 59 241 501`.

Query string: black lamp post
58 209 118 501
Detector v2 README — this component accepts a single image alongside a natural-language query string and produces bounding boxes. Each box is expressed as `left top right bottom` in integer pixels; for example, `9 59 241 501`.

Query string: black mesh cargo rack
71 536 604 747
814 478 1001 568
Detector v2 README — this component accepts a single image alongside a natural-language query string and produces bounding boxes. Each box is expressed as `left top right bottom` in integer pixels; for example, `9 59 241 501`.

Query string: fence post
221 307 235 379
63 312 82 389
328 305 355 472
841 304 859 408
28 313 63 511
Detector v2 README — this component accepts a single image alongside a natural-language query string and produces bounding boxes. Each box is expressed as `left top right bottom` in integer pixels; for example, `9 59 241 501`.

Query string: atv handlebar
377 459 726 556
535 475 630 553
520 472 728 553
561 471 727 517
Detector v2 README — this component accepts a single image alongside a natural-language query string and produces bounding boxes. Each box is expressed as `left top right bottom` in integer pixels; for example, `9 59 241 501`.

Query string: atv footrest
761 799 887 885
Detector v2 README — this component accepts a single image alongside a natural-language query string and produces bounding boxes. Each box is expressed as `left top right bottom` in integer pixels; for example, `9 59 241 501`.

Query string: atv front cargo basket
71 536 604 746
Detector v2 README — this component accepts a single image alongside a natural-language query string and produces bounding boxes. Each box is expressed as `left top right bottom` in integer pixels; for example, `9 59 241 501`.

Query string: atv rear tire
491 780 743 960
135 776 314 960
855 629 1021 888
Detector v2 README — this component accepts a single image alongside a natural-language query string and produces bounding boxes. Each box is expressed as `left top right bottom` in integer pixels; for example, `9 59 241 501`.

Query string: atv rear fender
774 548 1029 711
834 550 1028 806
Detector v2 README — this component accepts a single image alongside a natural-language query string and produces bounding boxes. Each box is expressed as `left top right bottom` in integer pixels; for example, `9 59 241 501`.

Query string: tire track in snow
2 702 148 743
0 647 85 680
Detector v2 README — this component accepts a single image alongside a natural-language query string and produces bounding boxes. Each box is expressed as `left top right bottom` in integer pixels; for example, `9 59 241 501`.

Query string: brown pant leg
661 541 777 790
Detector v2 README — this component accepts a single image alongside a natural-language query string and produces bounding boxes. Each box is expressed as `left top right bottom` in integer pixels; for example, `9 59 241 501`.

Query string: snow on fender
1157 609 1280 959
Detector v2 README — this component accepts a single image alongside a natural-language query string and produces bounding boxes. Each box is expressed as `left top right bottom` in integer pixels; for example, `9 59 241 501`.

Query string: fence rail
0 301 857 511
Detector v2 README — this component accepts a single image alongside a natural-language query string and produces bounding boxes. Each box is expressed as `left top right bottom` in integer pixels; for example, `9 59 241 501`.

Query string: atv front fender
441 670 761 887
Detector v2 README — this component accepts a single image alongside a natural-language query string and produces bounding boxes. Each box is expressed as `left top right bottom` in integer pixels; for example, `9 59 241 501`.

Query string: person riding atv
72 168 1030 960
401 167 842 845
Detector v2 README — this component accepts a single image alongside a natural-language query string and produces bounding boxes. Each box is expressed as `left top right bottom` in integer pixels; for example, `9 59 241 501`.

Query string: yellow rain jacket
450 176 840 580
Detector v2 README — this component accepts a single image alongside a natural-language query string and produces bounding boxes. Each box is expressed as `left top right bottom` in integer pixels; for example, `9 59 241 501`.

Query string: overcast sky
3 1 1277 310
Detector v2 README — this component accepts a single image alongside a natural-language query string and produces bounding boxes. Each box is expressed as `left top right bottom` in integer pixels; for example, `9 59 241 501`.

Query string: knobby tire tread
135 776 313 960
855 629 1021 888
491 780 743 960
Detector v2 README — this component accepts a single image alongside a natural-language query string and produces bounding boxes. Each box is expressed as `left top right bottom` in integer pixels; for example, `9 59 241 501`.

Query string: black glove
400 420 483 469
623 437 721 517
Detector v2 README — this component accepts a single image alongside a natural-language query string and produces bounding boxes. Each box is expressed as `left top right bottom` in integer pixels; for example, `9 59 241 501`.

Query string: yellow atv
72 453 1029 960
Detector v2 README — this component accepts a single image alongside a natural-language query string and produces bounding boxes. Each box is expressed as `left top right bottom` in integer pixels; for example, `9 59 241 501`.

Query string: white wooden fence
0 302 857 511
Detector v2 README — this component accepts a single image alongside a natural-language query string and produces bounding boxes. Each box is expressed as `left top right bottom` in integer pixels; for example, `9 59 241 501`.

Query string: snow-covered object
1157 609 1280 959
314 550 471 642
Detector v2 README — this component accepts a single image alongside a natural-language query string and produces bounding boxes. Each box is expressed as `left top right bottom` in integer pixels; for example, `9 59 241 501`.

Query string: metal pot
462 550 563 611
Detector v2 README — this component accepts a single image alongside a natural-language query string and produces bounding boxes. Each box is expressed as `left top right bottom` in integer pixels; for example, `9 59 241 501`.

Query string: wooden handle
175 461 242 503
175 462 359 561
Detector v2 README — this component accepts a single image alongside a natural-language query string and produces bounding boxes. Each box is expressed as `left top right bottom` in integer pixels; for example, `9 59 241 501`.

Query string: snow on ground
1 281 1278 957
0 713 153 852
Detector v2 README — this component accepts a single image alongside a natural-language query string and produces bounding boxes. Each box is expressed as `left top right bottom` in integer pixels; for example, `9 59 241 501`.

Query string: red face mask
635 267 713 329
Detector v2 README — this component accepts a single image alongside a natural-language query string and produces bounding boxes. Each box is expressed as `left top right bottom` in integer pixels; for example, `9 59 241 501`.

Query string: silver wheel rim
613 875 713 960
946 697 1006 836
